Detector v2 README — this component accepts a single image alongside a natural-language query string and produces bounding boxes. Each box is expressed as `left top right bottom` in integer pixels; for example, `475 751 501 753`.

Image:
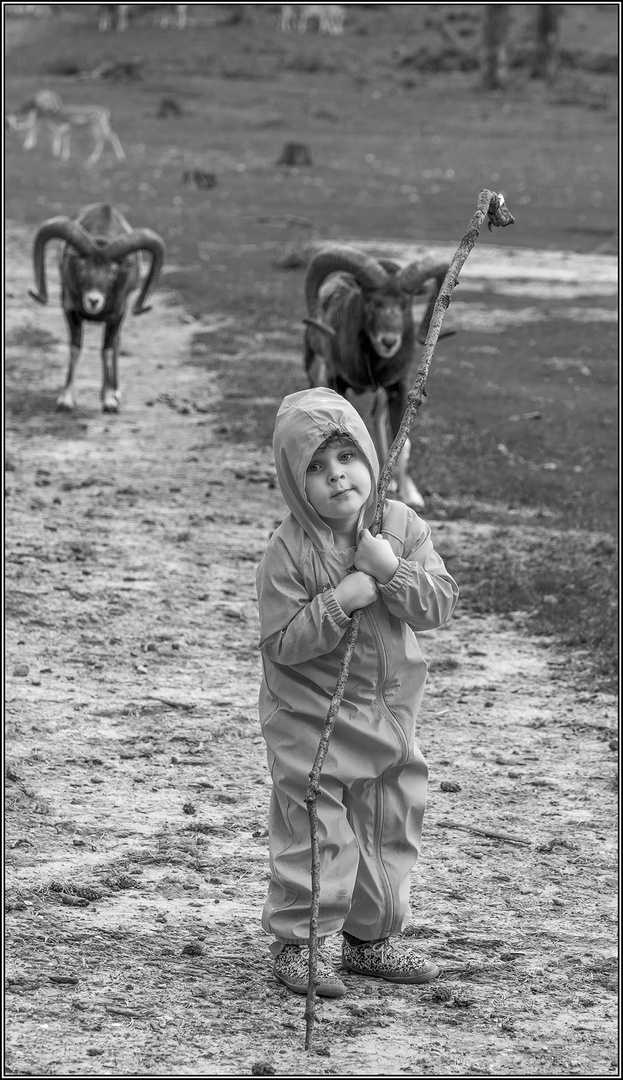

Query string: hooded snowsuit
257 388 458 948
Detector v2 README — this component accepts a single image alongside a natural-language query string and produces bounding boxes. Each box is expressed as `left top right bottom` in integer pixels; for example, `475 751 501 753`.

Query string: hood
273 387 379 550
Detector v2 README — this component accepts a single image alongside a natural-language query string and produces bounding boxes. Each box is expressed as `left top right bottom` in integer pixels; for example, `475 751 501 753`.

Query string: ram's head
304 244 450 351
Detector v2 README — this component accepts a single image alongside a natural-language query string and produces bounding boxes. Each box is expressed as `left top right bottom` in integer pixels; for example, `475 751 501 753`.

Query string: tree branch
304 190 515 1050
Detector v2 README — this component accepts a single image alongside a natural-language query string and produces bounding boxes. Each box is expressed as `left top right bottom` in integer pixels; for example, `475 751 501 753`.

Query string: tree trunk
532 5 560 82
481 5 511 90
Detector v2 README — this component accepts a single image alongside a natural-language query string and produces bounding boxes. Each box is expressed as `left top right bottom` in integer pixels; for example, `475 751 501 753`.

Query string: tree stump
158 97 183 119
183 169 217 190
277 142 313 166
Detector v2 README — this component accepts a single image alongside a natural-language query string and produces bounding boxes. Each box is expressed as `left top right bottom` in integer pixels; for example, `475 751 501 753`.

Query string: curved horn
29 217 97 305
395 256 451 344
304 244 390 326
394 254 448 293
106 229 166 315
377 257 402 275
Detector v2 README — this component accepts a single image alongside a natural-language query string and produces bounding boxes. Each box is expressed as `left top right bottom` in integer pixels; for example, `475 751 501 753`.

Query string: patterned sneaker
342 934 439 984
273 944 346 998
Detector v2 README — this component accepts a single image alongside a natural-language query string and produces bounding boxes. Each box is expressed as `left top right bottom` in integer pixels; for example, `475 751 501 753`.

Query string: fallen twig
436 819 531 846
104 1005 150 1019
304 190 515 1050
440 961 512 975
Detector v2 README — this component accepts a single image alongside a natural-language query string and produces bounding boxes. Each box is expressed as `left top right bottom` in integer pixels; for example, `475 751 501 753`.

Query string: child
256 387 459 998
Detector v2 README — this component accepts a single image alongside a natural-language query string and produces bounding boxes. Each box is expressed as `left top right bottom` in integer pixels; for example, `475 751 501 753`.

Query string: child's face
304 440 372 532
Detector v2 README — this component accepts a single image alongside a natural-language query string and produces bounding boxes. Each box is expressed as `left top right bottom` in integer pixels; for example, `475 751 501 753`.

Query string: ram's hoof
102 393 120 413
56 393 76 411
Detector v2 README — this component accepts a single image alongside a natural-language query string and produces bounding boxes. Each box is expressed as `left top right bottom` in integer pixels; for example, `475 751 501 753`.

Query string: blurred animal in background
28 203 166 413
303 246 451 509
183 168 217 190
5 4 55 15
98 4 188 31
6 89 60 149
157 4 187 29
98 3 130 32
280 4 296 32
299 4 345 35
6 91 125 167
280 4 345 35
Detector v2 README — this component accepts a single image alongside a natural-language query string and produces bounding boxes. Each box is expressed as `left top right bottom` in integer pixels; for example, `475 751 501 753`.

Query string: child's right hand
333 571 378 615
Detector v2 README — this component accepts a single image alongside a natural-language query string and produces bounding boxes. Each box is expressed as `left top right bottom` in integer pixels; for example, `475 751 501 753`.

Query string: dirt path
5 223 618 1076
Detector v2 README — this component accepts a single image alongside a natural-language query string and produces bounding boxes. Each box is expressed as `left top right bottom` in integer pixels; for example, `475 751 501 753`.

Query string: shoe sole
343 960 440 985
274 971 346 998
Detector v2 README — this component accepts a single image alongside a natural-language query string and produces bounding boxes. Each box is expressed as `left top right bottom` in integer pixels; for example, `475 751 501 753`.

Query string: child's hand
333 571 378 615
354 529 400 584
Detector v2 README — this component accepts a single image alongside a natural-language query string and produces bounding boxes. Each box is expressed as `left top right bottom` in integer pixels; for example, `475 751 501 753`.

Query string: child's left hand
354 529 400 585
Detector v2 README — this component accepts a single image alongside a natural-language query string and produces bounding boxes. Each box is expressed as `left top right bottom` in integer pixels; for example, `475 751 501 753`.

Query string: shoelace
297 948 339 978
348 939 427 966
374 941 427 965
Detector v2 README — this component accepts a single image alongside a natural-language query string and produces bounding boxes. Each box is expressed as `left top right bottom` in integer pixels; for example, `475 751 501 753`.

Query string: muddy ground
4 214 618 1077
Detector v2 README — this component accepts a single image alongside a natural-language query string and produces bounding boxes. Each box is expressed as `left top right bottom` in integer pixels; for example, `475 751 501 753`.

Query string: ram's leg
344 387 390 477
23 116 37 151
369 388 388 458
60 129 71 162
85 133 104 168
395 437 425 509
304 326 330 387
57 311 83 410
101 319 122 412
306 352 327 386
370 389 397 495
386 381 425 510
107 128 126 161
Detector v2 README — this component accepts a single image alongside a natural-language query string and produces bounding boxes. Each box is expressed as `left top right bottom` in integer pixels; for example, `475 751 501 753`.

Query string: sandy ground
4 222 618 1077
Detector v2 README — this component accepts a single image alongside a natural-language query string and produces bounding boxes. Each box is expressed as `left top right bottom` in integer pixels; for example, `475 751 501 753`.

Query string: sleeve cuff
378 557 411 597
319 587 352 628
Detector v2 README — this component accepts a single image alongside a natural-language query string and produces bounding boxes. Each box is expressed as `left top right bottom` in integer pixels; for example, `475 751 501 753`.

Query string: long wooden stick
303 190 515 1049
436 819 531 846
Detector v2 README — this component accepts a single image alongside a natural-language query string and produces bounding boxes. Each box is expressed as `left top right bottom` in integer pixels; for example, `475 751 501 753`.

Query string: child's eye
307 461 321 473
340 451 354 462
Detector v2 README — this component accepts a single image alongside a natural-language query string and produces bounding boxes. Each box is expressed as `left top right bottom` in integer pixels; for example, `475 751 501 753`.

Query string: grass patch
191 351 303 444
447 528 618 692
6 326 60 350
